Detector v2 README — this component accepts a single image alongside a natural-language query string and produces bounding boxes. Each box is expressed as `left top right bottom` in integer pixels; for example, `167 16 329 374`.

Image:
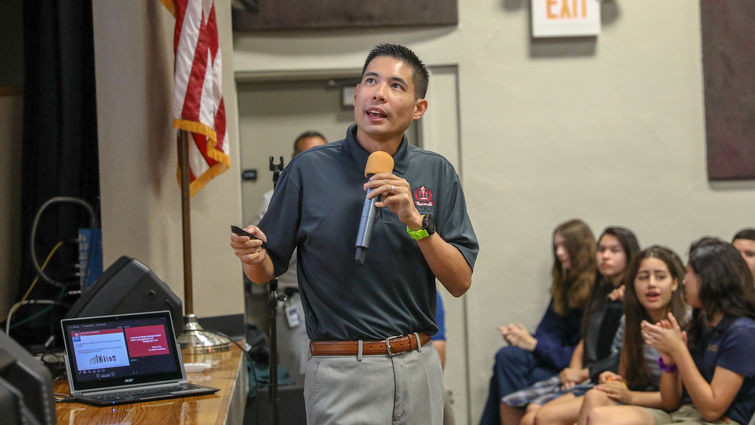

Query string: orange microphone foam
364 151 394 176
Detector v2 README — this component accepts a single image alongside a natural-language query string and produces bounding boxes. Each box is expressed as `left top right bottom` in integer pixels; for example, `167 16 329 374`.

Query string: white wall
232 1 755 423
91 0 244 318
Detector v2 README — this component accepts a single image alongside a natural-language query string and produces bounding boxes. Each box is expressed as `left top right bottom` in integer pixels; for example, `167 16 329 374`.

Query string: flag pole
180 129 194 315
176 129 230 353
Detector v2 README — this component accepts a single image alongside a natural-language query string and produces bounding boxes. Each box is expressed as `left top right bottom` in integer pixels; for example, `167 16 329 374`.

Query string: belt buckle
384 334 404 357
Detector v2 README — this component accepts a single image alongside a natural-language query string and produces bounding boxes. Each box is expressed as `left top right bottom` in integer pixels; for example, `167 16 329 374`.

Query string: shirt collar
343 124 410 175
712 315 735 335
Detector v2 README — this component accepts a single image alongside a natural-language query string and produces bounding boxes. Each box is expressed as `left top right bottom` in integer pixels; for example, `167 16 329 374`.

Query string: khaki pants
646 404 740 425
304 342 444 425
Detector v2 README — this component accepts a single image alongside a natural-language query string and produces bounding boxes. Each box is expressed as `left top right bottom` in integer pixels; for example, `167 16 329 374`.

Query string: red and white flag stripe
162 0 229 197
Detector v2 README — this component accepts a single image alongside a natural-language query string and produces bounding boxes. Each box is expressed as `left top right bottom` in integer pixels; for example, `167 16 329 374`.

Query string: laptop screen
61 311 183 392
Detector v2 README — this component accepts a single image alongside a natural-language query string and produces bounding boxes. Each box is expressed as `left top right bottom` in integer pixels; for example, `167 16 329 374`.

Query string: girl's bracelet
657 356 678 373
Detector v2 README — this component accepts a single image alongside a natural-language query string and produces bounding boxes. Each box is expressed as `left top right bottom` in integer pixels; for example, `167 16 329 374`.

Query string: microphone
355 151 394 264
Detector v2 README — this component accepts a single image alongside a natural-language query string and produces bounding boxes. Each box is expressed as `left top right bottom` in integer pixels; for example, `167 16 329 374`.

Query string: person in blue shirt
433 291 456 425
433 291 447 366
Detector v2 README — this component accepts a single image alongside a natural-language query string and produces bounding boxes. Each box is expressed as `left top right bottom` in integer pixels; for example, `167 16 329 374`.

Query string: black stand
266 156 285 425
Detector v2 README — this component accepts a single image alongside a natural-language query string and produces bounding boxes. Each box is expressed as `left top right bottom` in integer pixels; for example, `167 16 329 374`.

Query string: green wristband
407 215 430 240
407 227 430 240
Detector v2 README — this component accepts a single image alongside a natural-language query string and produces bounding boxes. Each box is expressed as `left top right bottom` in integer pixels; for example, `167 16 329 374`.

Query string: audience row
480 220 755 425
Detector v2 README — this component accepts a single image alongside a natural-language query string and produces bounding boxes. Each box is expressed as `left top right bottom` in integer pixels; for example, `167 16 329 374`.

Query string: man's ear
353 84 360 104
413 98 428 120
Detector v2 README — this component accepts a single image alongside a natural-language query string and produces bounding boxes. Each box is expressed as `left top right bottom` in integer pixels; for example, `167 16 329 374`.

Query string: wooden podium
55 344 247 425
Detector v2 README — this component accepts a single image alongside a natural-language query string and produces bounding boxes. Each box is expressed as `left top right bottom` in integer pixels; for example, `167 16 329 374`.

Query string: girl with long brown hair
479 219 598 425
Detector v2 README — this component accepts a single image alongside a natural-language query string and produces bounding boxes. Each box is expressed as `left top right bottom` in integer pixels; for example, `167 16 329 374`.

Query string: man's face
353 56 427 143
733 238 755 282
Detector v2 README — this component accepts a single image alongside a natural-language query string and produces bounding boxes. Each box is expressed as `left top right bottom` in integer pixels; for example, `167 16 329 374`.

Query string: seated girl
530 245 688 425
479 219 598 425
506 227 640 425
632 238 755 425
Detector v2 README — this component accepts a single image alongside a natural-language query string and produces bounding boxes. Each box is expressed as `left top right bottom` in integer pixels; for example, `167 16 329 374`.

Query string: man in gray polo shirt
231 43 478 425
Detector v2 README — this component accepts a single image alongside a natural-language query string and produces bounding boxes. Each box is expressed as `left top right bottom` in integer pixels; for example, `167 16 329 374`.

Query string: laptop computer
60 310 219 406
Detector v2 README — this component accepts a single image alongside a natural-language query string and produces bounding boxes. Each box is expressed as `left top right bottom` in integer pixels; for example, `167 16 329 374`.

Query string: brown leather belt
310 332 431 357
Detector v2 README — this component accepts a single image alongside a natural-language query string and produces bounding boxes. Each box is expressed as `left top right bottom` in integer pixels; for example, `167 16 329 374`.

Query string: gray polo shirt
258 125 478 341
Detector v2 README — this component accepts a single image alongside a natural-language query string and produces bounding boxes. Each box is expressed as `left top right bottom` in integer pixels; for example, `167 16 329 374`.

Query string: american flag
162 0 229 197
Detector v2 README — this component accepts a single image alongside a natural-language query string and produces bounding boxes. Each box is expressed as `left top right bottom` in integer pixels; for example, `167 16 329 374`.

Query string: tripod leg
268 279 280 425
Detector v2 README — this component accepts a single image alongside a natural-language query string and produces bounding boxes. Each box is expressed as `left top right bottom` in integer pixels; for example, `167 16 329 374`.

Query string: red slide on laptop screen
124 325 170 357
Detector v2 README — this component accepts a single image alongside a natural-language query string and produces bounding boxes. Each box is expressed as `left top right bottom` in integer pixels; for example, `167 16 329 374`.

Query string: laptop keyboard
88 385 184 402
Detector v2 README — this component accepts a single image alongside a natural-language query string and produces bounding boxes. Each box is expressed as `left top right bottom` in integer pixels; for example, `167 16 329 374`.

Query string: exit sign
532 0 601 37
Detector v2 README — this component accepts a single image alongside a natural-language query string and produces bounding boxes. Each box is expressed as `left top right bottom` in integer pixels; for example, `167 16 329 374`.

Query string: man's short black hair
733 228 755 242
362 43 429 99
293 130 326 155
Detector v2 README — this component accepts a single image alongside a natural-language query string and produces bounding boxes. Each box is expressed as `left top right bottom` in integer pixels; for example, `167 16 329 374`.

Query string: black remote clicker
230 225 267 249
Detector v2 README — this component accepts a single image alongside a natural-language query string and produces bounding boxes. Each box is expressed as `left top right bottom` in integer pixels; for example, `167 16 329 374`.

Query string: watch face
423 214 436 234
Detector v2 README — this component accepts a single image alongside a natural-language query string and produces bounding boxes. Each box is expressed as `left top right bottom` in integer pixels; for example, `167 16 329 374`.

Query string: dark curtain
17 0 99 349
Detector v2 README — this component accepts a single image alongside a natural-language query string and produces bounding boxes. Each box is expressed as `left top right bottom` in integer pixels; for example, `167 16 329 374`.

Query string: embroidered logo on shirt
707 344 718 352
413 185 434 207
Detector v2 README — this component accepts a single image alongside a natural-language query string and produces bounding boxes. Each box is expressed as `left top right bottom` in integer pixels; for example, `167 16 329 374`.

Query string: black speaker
0 330 56 425
66 256 184 336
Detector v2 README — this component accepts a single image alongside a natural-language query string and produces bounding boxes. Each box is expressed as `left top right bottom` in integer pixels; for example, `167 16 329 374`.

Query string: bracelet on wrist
657 356 678 373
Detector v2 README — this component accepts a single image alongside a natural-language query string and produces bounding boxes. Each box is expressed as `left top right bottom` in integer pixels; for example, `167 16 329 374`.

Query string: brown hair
551 219 597 315
686 237 755 353
581 226 640 336
620 246 687 390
